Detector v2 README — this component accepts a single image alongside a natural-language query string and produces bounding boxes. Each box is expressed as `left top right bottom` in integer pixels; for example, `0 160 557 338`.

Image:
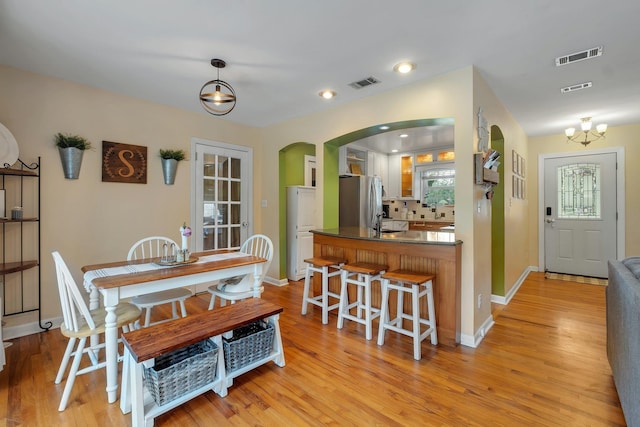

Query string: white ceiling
2 0 640 142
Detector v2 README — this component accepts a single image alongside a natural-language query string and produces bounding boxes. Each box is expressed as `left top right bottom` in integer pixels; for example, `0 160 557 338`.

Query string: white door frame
190 137 254 251
538 146 625 271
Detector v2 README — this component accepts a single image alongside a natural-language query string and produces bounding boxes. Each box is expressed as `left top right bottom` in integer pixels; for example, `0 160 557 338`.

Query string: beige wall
471 69 529 331
0 65 260 328
1 63 536 345
261 66 519 342
527 124 640 265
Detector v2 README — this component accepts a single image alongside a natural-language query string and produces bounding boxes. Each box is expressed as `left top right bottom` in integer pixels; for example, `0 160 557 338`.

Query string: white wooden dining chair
128 236 192 327
52 251 141 411
207 234 274 309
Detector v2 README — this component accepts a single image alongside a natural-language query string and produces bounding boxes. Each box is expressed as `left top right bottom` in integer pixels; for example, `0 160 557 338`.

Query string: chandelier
565 117 607 146
199 59 236 116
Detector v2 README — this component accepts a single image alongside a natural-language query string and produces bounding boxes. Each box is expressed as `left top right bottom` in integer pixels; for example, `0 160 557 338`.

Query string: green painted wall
278 142 316 278
491 126 505 296
323 143 340 228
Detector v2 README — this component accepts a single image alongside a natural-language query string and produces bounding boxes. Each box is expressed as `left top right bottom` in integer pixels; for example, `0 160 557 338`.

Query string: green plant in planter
55 132 92 179
159 149 186 161
54 132 93 150
159 149 186 185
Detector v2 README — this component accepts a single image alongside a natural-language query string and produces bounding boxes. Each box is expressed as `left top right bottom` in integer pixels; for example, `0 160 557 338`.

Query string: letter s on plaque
102 141 147 184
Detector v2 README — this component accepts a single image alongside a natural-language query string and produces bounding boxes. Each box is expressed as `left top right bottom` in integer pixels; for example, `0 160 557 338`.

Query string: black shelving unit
1 157 50 331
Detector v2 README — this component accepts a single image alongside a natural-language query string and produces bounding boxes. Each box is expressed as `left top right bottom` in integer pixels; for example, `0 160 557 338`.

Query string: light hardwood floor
0 272 625 426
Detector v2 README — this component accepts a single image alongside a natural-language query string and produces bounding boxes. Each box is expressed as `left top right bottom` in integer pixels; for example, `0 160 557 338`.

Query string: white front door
191 139 252 255
543 152 617 278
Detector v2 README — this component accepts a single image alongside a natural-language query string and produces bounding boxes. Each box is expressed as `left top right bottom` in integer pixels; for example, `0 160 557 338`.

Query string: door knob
545 218 555 224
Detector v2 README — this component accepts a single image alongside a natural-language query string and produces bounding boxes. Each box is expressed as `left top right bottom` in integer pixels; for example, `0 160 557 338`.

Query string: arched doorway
278 142 316 279
490 125 505 296
322 118 455 228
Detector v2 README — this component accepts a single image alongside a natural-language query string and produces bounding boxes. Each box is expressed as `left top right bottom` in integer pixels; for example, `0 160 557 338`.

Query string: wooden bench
121 298 285 427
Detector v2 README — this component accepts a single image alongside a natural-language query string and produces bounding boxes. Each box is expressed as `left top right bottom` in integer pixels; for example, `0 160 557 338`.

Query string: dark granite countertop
311 227 461 245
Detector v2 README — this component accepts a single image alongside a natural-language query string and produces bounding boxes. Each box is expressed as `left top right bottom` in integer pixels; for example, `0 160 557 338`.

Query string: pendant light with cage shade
199 59 237 116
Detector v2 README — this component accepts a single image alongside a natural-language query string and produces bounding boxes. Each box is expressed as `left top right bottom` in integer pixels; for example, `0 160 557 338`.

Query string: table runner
82 252 248 292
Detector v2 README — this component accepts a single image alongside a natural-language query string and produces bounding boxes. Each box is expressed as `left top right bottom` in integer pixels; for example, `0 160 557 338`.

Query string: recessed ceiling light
399 133 409 138
391 149 399 153
319 90 336 99
379 125 390 130
393 62 416 74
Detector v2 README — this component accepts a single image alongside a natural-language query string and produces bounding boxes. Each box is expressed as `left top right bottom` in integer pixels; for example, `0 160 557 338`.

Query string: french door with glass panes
192 139 252 256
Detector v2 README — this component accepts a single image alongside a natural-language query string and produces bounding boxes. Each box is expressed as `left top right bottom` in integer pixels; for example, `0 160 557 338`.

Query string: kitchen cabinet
1 158 50 331
287 186 316 281
386 154 401 199
415 148 455 164
339 146 367 176
367 151 388 189
401 154 413 198
386 153 415 200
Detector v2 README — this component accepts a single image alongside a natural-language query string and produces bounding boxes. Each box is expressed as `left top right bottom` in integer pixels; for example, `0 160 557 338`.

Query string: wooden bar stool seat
377 270 437 360
337 262 388 340
301 256 346 324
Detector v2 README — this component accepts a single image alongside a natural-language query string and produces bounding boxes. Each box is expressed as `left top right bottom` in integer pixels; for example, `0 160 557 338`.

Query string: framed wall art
102 141 148 184
511 149 527 199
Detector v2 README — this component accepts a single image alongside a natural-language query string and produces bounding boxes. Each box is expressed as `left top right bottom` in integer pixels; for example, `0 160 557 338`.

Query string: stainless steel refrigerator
339 175 382 228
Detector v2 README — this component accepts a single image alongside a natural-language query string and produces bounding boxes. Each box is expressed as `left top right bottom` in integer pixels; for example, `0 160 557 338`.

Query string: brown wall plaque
102 141 147 184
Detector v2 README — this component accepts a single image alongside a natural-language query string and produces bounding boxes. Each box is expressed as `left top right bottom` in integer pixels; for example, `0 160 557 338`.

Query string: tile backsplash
384 199 454 221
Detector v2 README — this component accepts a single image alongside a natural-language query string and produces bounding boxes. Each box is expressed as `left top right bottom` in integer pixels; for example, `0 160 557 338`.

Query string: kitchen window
418 164 455 206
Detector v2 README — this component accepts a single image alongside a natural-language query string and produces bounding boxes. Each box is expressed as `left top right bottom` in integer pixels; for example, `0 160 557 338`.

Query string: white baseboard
264 276 289 287
4 316 61 341
460 314 495 348
491 265 537 305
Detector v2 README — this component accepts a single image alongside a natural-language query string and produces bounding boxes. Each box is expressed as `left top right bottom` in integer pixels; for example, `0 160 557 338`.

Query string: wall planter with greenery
160 149 186 185
55 133 92 179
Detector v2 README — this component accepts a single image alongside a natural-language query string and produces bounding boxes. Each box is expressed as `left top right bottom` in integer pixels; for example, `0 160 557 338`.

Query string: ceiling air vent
348 76 380 89
561 81 593 93
555 46 603 67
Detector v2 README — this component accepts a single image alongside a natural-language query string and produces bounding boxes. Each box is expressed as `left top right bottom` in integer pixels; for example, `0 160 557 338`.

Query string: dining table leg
89 286 100 355
103 292 119 403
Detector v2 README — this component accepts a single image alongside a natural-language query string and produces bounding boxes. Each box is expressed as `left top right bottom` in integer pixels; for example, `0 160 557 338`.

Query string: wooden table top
82 250 266 290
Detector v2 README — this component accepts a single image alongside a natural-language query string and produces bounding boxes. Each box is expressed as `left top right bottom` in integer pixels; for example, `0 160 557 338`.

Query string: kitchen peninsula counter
310 227 462 347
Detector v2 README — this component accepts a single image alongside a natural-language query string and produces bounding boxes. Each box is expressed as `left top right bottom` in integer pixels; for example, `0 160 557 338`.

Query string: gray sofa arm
607 257 640 427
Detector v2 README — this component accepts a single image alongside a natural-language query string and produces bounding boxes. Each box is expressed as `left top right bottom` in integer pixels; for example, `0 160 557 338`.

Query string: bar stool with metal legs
337 262 388 340
301 256 346 324
377 270 437 360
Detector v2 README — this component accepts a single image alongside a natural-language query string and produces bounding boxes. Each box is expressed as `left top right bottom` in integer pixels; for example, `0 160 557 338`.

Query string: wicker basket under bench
121 298 285 427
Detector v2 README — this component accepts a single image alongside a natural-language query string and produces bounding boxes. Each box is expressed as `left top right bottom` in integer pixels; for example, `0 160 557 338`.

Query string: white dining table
82 250 266 405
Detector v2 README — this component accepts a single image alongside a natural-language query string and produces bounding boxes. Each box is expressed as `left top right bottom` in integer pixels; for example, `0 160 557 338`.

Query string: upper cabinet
339 144 455 201
386 153 402 199
400 154 414 198
368 151 388 189
339 146 367 176
386 147 455 201
386 153 415 200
